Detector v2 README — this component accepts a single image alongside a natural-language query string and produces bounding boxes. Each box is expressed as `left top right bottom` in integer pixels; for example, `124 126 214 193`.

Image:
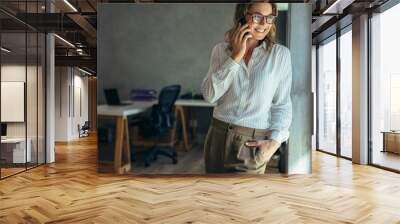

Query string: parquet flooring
1 135 400 223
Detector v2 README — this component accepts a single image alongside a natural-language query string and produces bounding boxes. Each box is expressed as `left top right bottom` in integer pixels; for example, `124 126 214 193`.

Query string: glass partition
0 1 46 179
339 28 352 158
317 36 337 155
1 31 28 177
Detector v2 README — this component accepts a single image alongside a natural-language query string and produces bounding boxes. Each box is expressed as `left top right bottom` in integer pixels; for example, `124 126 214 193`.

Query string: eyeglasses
247 12 276 24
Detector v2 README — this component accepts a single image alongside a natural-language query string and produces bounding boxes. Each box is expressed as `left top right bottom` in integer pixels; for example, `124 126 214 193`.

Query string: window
339 28 352 158
317 36 337 155
371 2 400 171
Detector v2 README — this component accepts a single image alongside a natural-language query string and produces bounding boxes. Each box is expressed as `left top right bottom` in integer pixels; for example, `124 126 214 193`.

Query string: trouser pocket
237 135 268 171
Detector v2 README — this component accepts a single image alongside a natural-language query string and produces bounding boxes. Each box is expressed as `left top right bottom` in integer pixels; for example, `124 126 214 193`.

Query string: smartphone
239 17 246 26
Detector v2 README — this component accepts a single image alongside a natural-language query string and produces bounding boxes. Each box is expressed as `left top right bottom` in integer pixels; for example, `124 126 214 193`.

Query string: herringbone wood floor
1 135 400 223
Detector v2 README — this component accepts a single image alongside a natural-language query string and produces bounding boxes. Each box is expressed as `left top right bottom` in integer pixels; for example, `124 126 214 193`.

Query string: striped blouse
201 41 292 144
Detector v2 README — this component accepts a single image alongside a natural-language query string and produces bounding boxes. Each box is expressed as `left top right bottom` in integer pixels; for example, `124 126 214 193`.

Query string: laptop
104 88 131 106
1 123 7 140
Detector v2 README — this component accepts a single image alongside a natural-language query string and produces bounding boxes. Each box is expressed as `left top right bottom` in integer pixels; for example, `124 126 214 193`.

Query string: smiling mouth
255 28 266 33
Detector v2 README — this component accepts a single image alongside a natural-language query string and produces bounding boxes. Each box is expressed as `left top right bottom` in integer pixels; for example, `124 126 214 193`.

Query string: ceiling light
1 47 11 53
322 0 355 15
78 67 93 76
63 0 78 12
323 0 343 14
54 34 75 48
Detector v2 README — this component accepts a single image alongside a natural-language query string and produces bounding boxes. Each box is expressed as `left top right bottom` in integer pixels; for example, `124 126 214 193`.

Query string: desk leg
114 117 131 174
177 106 191 151
170 108 178 147
123 118 131 171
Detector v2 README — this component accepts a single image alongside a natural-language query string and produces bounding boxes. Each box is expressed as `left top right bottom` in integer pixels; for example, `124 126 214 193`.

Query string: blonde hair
225 1 278 53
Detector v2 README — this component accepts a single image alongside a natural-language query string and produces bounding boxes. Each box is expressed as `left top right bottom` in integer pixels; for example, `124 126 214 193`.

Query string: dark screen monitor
1 123 7 137
104 88 121 105
104 88 130 106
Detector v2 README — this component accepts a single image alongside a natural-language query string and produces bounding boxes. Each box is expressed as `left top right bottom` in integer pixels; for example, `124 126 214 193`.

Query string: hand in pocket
245 139 281 164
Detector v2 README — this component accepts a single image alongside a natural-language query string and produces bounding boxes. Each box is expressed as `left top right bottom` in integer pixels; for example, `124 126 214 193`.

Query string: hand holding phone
239 17 247 26
231 17 252 63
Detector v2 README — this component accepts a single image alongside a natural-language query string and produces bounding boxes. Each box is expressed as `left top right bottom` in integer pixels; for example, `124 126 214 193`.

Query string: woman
201 2 292 174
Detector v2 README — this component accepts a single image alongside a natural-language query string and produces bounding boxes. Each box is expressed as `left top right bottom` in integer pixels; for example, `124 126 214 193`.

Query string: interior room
96 3 313 175
1 0 400 223
0 15 46 178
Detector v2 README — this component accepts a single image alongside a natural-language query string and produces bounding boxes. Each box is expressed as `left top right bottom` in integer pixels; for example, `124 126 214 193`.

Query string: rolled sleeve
201 44 240 103
269 48 293 144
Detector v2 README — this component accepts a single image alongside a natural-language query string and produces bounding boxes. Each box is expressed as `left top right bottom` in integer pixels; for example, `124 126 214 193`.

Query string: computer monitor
1 123 7 137
104 88 129 106
104 88 121 105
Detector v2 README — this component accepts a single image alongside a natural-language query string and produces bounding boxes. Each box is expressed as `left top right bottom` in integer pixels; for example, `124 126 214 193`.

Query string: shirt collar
255 41 267 51
261 41 267 49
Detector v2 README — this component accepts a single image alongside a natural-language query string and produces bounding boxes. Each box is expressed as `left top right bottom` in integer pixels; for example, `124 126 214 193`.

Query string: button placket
238 77 249 113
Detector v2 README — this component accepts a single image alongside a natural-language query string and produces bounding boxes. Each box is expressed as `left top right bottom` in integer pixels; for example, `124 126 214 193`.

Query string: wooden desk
98 101 155 174
174 99 216 151
382 131 400 154
97 99 215 173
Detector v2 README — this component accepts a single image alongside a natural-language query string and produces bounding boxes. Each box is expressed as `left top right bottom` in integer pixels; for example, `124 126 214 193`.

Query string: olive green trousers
204 118 272 174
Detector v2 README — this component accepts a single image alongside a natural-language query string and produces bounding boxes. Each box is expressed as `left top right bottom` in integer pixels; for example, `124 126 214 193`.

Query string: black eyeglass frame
246 12 276 24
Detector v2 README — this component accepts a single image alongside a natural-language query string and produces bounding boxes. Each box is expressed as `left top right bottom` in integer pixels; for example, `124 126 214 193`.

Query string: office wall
55 67 89 141
97 3 287 104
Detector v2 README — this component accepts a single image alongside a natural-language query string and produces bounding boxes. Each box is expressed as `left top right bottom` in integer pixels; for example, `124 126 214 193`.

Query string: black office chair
132 85 181 167
78 121 90 138
267 140 288 173
278 140 288 173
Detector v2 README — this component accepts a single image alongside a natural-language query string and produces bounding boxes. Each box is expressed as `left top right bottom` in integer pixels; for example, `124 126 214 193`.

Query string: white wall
1 66 26 138
55 67 89 141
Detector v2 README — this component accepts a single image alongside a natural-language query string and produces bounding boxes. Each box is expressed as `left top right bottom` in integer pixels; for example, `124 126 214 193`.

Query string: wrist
271 140 281 150
261 140 280 151
231 53 241 63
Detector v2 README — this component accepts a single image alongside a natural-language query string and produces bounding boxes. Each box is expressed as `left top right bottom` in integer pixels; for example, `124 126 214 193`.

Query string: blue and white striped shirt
201 41 292 144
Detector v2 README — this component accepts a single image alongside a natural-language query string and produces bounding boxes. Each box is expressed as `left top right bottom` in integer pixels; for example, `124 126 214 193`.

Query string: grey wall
97 3 286 103
287 3 313 174
98 3 232 103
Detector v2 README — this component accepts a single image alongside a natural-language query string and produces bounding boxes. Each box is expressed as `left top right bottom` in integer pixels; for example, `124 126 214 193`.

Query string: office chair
278 140 288 173
78 121 90 138
267 140 288 173
131 85 181 167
